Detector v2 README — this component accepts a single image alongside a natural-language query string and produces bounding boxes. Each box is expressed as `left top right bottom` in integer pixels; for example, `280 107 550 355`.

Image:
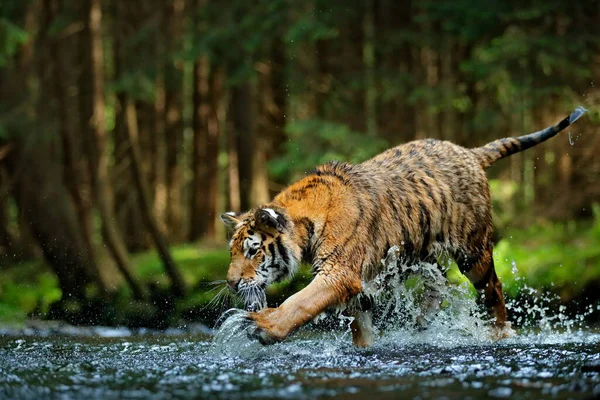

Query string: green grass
0 259 62 319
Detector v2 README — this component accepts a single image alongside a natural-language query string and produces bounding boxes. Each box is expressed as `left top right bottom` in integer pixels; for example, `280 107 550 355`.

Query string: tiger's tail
473 106 587 169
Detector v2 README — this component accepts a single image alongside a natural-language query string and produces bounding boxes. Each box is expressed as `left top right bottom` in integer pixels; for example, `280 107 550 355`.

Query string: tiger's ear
255 208 288 233
220 212 241 231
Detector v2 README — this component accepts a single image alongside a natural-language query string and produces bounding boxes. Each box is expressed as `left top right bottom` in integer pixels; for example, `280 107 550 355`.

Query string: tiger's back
276 138 492 283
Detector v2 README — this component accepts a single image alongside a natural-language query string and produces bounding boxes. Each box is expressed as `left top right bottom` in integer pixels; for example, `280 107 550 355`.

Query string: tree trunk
163 0 185 240
153 0 167 232
204 66 224 239
49 0 97 267
3 0 104 298
189 55 211 240
125 98 187 297
112 0 150 252
363 0 377 137
227 123 241 212
231 83 254 210
7 144 105 301
0 171 17 260
81 0 147 301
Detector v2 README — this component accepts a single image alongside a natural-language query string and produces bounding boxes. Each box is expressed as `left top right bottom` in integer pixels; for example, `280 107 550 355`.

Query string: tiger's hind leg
455 246 515 339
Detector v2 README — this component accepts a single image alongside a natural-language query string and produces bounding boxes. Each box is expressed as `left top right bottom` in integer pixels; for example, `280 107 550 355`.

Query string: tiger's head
220 207 301 310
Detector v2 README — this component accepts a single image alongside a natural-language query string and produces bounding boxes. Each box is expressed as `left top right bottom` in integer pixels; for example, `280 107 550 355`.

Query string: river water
1 260 599 399
0 328 599 399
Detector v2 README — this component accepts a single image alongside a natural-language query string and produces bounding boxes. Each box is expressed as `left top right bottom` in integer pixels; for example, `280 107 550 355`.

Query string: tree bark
81 0 147 301
125 98 187 297
163 0 185 240
231 82 254 211
153 0 167 232
1 0 105 299
227 123 241 212
204 66 224 239
7 144 105 300
189 55 211 240
113 0 150 252
49 0 97 268
363 0 377 137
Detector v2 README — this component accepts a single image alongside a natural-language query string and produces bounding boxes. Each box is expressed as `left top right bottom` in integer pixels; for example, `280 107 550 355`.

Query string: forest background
0 0 599 328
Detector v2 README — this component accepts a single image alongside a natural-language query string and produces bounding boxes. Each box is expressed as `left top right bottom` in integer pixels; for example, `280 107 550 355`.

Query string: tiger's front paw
247 307 291 345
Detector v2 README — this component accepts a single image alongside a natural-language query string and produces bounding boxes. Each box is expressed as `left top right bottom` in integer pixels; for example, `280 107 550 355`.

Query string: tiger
220 106 586 347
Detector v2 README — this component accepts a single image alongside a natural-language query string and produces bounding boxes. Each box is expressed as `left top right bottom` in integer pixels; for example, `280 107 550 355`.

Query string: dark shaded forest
0 0 599 327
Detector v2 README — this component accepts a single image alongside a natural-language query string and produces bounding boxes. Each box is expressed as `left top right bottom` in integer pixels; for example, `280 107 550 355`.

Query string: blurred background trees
0 0 599 326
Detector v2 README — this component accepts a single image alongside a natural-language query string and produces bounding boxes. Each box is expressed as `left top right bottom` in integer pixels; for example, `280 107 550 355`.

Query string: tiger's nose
227 279 239 292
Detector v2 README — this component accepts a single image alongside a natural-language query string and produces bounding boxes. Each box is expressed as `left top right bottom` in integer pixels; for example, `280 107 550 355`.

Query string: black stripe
557 116 570 131
316 245 342 273
502 140 514 155
419 201 431 256
338 195 365 251
421 177 436 204
268 243 275 257
474 263 495 291
388 188 400 219
401 225 414 257
276 237 289 266
467 226 480 246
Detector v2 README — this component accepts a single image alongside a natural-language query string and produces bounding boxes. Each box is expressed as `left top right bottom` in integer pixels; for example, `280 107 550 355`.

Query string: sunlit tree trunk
227 123 242 212
153 0 167 232
204 66 224 238
125 98 187 297
231 82 254 210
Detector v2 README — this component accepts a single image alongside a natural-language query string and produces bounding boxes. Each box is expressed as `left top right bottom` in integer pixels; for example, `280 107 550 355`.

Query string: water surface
1 327 599 399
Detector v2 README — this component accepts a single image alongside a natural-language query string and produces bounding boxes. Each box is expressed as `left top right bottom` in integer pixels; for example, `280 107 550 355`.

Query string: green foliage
0 18 28 67
489 179 519 231
0 261 62 318
269 119 388 181
494 215 600 299
109 71 156 102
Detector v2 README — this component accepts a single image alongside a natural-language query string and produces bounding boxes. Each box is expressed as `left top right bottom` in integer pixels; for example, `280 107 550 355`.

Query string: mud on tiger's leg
249 271 363 345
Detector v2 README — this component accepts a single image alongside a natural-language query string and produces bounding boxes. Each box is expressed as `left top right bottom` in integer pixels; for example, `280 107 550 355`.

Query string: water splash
213 246 598 352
